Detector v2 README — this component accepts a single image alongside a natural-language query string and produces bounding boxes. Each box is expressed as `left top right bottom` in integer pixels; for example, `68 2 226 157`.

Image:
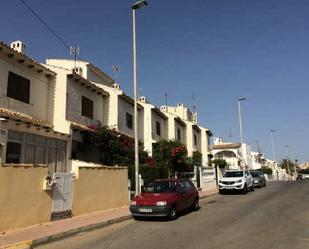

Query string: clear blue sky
1 0 308 162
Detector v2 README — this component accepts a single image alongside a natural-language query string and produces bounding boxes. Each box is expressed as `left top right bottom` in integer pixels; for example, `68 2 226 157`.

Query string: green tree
152 140 189 177
211 159 228 168
261 166 273 175
279 159 296 174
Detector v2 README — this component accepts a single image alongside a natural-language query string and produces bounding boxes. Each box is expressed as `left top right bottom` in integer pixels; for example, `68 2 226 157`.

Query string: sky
1 0 308 162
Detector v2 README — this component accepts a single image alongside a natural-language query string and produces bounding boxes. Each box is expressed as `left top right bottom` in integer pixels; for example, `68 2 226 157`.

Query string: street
36 181 309 249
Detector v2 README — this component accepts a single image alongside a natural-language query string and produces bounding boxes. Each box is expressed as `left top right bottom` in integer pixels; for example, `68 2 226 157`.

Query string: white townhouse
43 63 109 164
45 59 144 142
0 41 69 173
137 96 168 155
211 137 252 170
160 104 212 166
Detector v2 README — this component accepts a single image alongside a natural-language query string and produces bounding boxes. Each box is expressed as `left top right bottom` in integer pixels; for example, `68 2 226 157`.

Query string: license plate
254 180 258 183
139 208 152 213
224 186 233 189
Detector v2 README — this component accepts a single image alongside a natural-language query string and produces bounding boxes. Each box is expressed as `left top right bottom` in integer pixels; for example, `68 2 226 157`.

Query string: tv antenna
112 65 120 82
70 44 79 69
164 93 168 106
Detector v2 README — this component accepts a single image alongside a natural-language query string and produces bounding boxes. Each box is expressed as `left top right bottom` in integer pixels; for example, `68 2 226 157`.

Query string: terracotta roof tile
0 107 52 128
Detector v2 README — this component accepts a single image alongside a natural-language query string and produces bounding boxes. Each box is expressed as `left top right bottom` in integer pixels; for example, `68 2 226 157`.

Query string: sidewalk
0 188 218 249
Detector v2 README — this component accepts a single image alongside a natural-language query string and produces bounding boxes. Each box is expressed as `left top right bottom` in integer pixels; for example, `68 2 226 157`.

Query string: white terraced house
160 104 212 167
45 59 144 142
137 96 168 156
0 41 69 173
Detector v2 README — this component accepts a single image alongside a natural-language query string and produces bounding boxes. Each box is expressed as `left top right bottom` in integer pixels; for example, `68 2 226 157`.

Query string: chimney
138 96 148 103
10 41 26 54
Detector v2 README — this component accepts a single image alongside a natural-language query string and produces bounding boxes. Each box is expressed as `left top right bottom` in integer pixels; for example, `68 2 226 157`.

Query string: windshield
143 181 177 193
250 172 261 177
223 171 243 177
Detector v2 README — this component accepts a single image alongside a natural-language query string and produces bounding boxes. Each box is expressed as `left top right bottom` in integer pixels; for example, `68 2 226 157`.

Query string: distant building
211 137 252 169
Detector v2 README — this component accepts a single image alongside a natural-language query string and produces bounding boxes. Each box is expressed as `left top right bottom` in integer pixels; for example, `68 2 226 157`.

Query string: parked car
130 179 199 220
296 174 303 180
219 170 254 194
250 170 266 187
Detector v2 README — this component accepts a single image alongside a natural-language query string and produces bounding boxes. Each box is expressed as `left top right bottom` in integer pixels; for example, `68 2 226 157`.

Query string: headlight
131 201 137 205
235 179 242 183
156 201 167 206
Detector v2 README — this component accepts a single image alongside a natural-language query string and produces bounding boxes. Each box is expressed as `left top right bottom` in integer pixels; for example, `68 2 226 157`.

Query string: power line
18 0 71 50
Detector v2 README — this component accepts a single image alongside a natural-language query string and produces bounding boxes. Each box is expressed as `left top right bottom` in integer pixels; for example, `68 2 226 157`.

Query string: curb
199 192 218 200
0 240 33 249
31 215 132 247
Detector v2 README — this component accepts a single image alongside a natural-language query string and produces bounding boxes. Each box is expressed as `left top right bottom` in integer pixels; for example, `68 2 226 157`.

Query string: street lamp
270 129 276 162
237 97 246 168
132 0 147 196
285 145 290 179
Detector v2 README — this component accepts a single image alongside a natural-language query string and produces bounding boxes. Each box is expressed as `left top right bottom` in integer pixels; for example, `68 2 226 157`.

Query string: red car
130 178 199 220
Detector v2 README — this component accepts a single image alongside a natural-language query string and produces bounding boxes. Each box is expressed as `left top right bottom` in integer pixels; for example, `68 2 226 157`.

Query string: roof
86 63 115 86
0 41 56 77
174 116 186 127
67 73 109 97
152 107 168 120
212 143 241 150
71 122 97 132
192 124 201 132
0 107 52 128
119 93 143 110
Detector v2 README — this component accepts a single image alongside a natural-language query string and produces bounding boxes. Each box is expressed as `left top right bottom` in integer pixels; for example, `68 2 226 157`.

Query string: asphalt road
36 181 309 249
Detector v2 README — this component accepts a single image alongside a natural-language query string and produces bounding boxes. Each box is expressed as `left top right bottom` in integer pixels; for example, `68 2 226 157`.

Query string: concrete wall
72 166 128 216
0 165 52 232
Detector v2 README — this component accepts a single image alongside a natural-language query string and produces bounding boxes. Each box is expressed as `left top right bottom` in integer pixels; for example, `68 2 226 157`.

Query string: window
6 142 21 163
177 128 181 141
5 131 67 173
126 113 133 129
194 134 197 146
81 96 94 119
7 71 30 103
155 121 161 136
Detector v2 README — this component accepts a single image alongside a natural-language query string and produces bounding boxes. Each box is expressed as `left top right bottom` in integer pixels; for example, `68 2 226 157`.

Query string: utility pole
132 0 148 196
285 145 290 180
237 97 246 168
270 130 276 162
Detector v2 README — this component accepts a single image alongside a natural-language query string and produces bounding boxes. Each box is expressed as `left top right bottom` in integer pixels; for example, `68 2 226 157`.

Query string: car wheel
251 183 255 192
264 182 266 187
169 205 178 220
242 184 247 194
192 198 199 211
219 189 224 195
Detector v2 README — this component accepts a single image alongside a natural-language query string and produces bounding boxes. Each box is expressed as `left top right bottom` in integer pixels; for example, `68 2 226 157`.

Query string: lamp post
237 97 246 168
285 145 290 180
270 129 276 162
132 0 147 196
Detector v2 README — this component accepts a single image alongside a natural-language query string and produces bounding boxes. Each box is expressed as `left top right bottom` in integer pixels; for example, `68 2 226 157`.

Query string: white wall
117 97 143 140
0 53 54 124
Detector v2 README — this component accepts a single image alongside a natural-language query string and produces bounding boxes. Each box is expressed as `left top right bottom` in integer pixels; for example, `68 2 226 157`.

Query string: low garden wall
0 165 52 232
72 165 128 216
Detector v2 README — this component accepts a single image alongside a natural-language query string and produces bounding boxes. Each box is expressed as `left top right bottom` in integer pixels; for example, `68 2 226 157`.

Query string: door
52 173 73 221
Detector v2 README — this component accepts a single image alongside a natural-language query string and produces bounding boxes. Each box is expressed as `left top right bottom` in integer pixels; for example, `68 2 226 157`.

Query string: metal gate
51 173 73 221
